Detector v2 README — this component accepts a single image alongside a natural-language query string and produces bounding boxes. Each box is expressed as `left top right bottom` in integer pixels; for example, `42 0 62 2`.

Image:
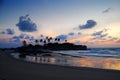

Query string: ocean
54 48 120 58
11 48 120 70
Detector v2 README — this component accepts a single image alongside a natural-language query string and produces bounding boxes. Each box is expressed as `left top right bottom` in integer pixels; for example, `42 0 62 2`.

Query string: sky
0 0 120 48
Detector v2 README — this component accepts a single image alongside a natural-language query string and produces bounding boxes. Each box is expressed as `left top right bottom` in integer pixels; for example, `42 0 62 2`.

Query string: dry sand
0 50 120 80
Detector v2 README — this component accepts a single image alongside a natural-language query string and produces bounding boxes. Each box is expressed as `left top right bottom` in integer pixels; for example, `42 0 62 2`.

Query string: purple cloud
79 20 97 29
78 32 82 35
16 14 37 32
6 28 14 35
91 29 108 40
68 32 74 36
102 8 111 13
0 28 14 35
56 34 67 40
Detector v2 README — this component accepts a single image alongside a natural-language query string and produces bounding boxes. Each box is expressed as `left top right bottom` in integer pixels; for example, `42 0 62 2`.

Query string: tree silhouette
46 36 49 40
35 40 39 45
58 38 60 43
22 40 27 47
39 39 43 45
40 39 43 42
48 37 53 43
65 40 67 43
47 39 50 43
55 38 57 41
49 37 52 40
43 40 46 44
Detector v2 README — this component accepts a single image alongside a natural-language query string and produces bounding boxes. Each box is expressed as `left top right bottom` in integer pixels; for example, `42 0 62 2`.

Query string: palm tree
57 38 60 43
47 39 50 43
43 40 46 44
46 36 49 40
65 40 67 43
35 40 39 45
49 37 52 40
49 37 53 43
40 39 43 42
39 39 43 45
54 38 58 43
55 38 57 41
22 40 27 47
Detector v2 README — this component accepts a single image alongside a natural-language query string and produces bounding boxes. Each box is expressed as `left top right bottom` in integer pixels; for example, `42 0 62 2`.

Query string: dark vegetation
17 37 87 51
0 37 87 58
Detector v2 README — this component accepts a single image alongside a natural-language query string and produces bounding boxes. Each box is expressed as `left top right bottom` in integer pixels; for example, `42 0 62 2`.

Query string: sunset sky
0 0 120 48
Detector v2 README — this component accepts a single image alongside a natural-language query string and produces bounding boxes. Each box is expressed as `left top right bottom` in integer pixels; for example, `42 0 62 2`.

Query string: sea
11 48 120 70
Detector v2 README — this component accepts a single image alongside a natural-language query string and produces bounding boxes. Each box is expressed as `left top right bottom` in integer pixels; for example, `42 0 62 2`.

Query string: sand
0 50 120 80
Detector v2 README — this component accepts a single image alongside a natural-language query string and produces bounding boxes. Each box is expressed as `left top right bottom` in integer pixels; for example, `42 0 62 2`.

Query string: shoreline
0 50 120 80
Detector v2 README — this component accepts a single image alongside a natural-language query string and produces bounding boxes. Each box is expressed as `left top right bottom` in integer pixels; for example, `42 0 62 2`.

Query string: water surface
11 48 120 70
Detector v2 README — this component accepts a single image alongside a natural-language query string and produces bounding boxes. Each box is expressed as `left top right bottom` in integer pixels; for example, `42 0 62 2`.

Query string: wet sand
0 50 120 80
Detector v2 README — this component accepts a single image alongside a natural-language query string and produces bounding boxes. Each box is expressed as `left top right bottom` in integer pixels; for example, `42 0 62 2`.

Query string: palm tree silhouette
35 40 39 45
57 38 60 43
43 40 46 44
54 38 58 43
39 39 43 45
47 39 50 43
65 40 67 43
55 38 57 41
22 40 27 47
49 37 52 40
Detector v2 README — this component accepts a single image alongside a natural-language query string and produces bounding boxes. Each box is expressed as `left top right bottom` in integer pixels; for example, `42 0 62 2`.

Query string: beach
0 50 120 80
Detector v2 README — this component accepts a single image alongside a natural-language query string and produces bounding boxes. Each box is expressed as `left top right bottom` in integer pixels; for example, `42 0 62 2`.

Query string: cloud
92 29 108 36
92 30 103 36
40 34 44 37
91 29 108 40
6 28 14 35
117 39 120 43
13 34 35 42
0 31 5 34
99 33 108 38
79 20 97 29
78 32 82 35
0 28 14 35
12 37 21 43
107 36 119 42
102 8 111 13
16 14 37 32
56 34 67 40
110 38 118 41
6 33 35 48
68 32 74 36
68 32 82 36
0 38 22 48
13 36 19 40
0 42 22 48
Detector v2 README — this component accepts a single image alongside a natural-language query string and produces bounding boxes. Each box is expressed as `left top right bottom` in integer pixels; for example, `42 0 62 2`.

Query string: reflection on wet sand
25 55 70 65
24 55 120 70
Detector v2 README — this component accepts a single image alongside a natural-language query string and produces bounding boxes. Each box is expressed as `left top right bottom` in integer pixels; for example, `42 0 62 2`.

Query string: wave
54 48 120 58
